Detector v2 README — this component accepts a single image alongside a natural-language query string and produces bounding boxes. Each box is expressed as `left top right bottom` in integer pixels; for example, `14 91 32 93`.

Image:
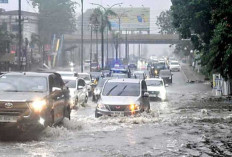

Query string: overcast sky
0 0 171 14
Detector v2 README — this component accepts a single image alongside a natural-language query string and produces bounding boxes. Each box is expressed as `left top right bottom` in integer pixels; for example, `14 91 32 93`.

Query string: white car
169 61 181 71
145 78 167 101
63 76 88 108
78 73 92 94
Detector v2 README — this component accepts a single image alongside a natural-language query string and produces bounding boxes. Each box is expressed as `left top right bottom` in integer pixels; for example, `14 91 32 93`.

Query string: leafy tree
31 0 77 44
207 0 232 79
89 8 116 68
170 0 232 79
156 10 176 34
0 28 14 54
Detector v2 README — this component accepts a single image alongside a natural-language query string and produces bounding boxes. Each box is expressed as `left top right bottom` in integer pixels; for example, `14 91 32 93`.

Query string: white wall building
0 10 38 42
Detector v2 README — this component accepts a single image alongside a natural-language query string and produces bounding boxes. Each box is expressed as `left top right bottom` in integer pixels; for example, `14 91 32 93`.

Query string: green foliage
171 0 232 79
0 28 14 54
31 0 77 44
90 8 116 33
156 10 176 34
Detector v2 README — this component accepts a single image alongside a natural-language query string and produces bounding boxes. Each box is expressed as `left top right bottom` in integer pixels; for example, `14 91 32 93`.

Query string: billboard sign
109 8 150 31
0 0 8 3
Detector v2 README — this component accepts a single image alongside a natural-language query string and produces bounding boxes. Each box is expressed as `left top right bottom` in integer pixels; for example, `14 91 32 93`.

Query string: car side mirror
143 92 149 97
165 84 169 87
77 86 84 90
52 87 62 92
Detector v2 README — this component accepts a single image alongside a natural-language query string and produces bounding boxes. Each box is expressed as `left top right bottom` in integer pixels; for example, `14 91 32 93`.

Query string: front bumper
170 67 180 71
95 108 141 116
0 112 46 129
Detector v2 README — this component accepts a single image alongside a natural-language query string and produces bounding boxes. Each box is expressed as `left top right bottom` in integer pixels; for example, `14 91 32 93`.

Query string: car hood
0 92 47 102
170 65 180 68
147 86 164 92
101 96 139 105
160 75 171 78
85 80 91 84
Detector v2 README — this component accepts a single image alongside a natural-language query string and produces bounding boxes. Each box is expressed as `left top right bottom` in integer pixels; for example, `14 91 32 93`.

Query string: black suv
0 72 71 130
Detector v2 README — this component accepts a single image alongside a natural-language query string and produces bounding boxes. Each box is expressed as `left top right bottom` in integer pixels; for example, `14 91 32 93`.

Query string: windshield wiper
117 85 127 96
4 90 19 92
106 85 118 96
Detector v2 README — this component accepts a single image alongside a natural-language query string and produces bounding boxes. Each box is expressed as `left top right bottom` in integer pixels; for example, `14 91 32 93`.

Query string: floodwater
0 70 232 157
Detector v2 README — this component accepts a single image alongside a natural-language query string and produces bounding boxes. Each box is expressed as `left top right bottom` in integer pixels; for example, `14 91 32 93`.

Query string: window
78 79 85 87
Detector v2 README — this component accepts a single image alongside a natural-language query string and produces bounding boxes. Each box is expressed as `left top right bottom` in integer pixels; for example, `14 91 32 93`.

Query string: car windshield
102 82 140 96
91 63 98 66
171 62 179 65
91 72 102 79
0 75 47 92
112 74 127 78
79 74 90 81
146 80 163 86
64 80 76 88
159 71 171 76
134 73 144 79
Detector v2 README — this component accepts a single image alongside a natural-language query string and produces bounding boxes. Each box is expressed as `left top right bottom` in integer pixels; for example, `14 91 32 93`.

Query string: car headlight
129 103 140 112
155 70 158 74
97 102 108 110
31 100 46 113
94 89 101 95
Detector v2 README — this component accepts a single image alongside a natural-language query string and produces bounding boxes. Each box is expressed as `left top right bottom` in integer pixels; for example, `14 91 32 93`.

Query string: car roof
78 73 89 75
2 72 53 77
56 71 77 74
107 78 141 83
62 76 78 80
133 71 145 73
146 78 163 81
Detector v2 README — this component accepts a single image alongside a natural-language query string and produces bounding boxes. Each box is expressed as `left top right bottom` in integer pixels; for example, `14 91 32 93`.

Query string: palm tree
90 8 116 69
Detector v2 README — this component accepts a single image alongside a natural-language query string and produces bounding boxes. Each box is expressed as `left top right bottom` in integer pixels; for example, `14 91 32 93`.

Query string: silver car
95 79 150 118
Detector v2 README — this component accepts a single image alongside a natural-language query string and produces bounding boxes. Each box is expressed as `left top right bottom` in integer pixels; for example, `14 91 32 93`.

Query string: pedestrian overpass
63 34 180 45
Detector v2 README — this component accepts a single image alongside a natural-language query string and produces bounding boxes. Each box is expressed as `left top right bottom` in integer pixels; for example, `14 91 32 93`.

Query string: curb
180 65 189 83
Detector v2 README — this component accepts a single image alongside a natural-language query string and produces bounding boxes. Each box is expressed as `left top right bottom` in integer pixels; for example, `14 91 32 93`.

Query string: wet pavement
1 70 232 157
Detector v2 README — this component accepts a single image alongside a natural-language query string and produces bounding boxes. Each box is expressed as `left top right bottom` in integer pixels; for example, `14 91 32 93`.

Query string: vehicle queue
0 57 181 130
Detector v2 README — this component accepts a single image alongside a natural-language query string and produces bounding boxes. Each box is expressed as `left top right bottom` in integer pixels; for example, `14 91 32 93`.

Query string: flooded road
1 70 232 157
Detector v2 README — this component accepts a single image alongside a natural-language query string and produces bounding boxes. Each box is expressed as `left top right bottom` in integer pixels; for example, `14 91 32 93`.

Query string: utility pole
90 24 93 72
101 15 104 69
106 26 109 67
81 0 84 72
18 0 22 71
118 17 121 59
96 26 99 66
125 29 128 60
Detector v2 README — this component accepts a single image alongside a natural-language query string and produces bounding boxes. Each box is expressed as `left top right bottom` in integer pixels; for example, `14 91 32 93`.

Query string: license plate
150 94 157 97
113 112 123 116
0 115 18 123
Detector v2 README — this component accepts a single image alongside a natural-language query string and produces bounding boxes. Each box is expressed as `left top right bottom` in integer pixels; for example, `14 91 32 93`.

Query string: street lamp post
90 24 93 72
90 2 123 69
106 26 109 66
18 0 22 71
81 0 84 72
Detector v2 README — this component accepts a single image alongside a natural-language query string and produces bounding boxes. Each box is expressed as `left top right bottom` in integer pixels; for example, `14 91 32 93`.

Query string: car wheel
85 96 88 103
95 111 101 118
49 109 55 127
92 95 96 102
64 105 71 120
